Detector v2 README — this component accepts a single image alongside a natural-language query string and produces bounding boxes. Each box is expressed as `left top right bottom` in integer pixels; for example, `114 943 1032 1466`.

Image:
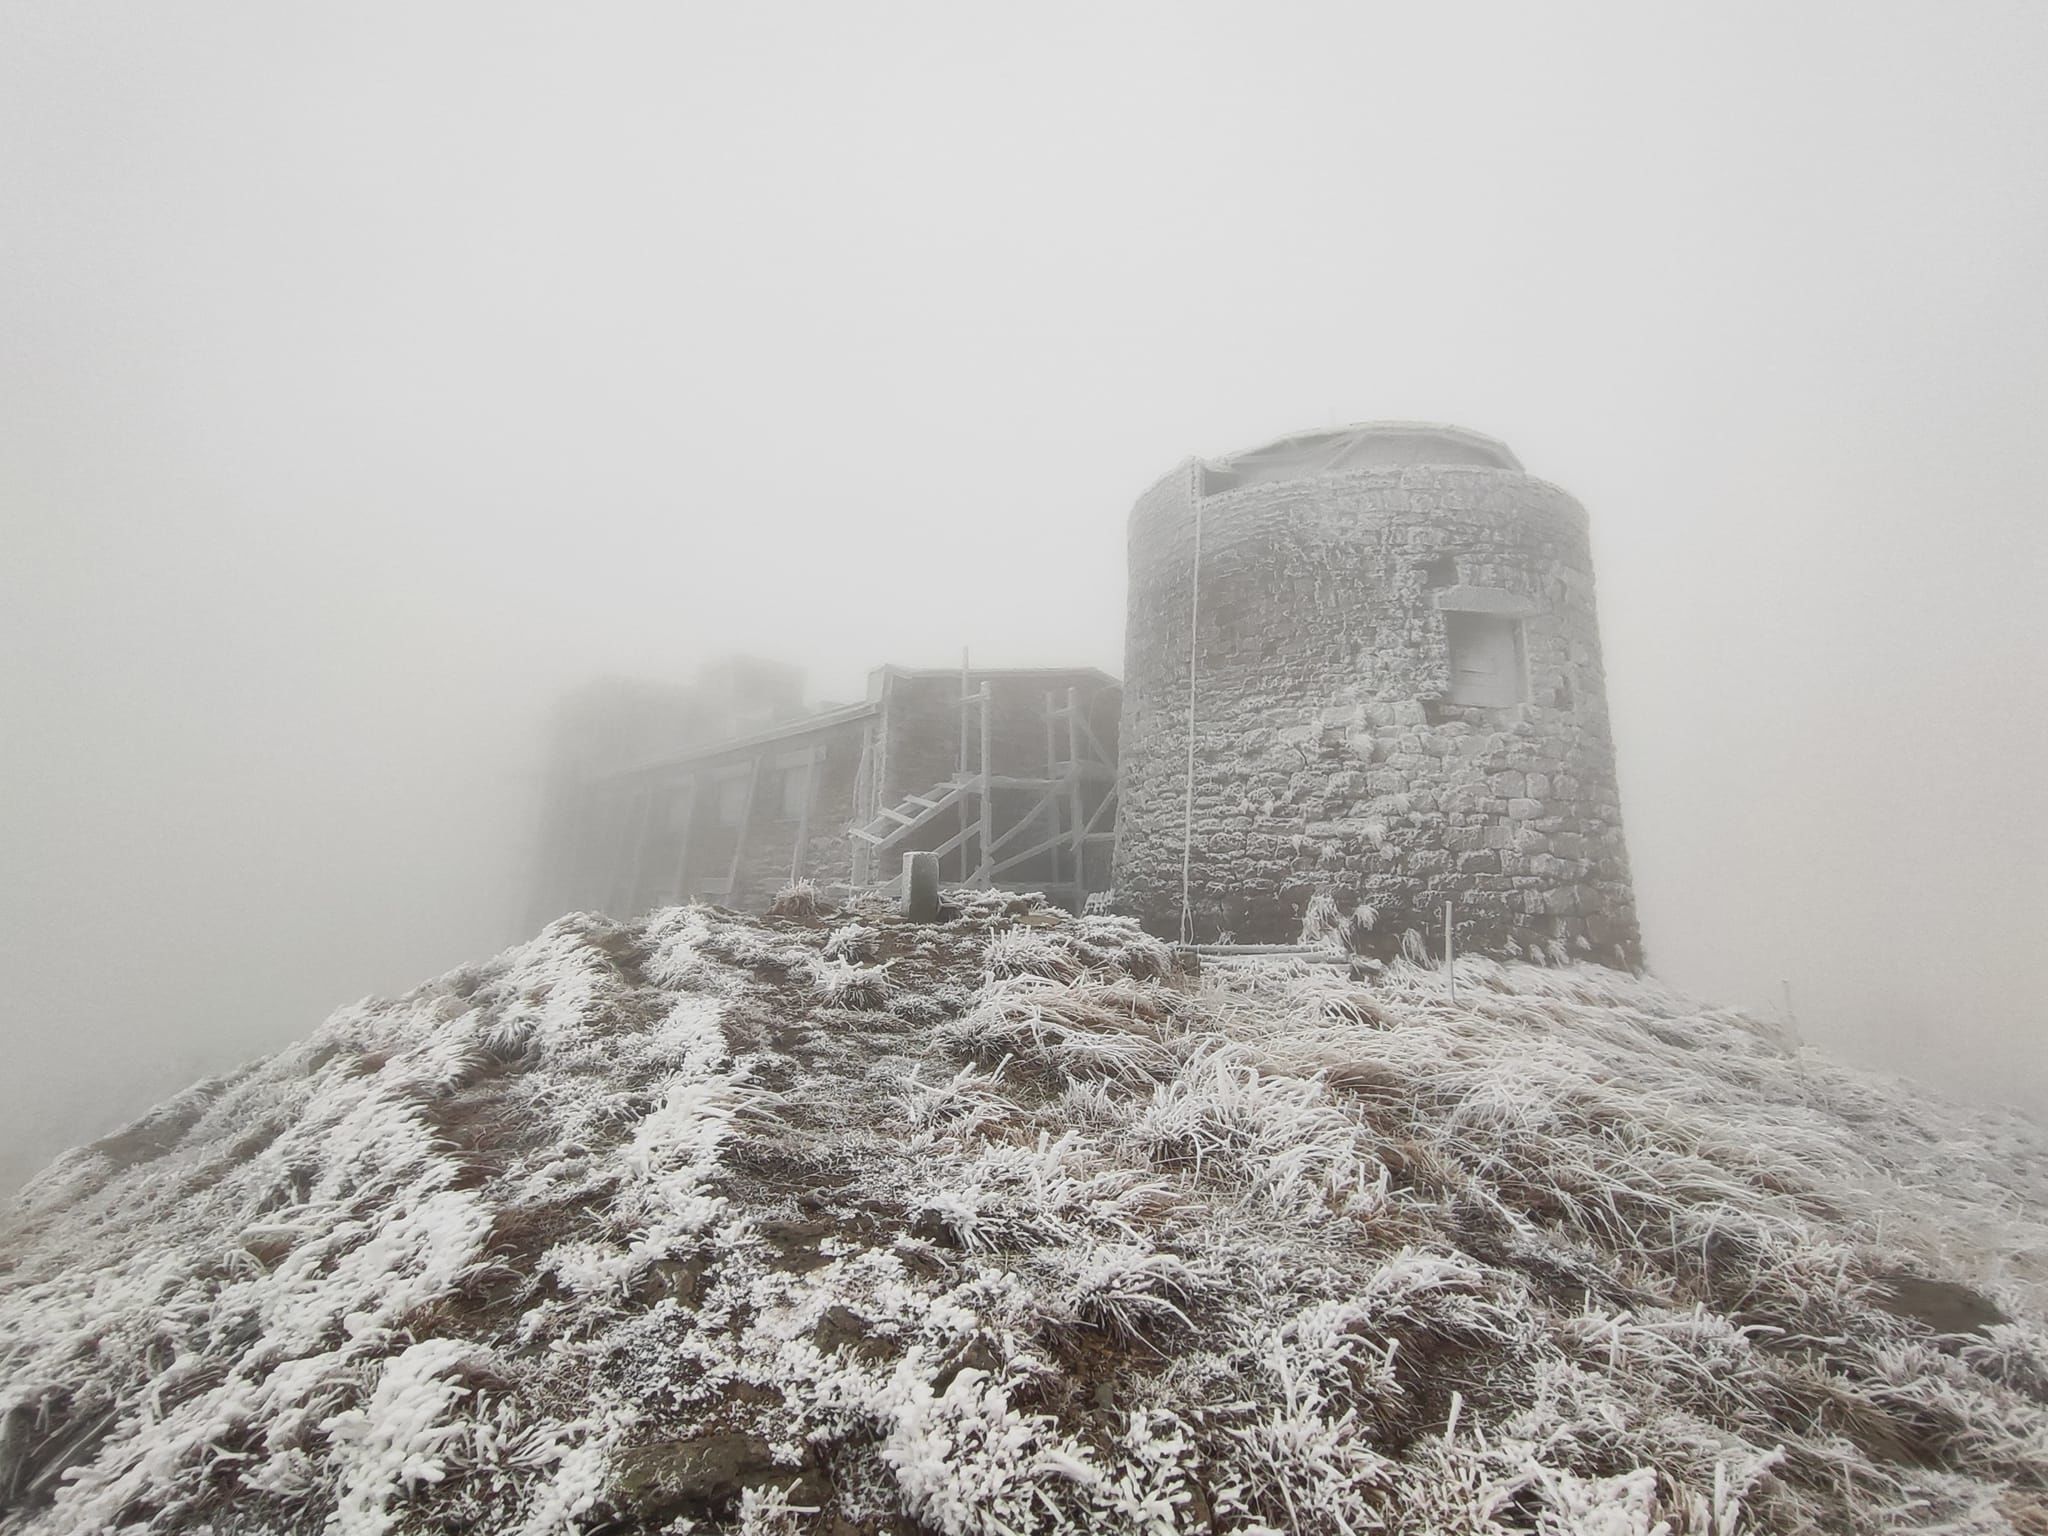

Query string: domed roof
1199 421 1522 494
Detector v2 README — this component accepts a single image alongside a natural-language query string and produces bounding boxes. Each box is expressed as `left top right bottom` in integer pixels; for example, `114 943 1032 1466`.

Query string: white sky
3 1 2044 1187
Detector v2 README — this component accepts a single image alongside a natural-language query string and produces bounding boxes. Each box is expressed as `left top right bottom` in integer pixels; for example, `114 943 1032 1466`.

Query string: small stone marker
902 852 940 922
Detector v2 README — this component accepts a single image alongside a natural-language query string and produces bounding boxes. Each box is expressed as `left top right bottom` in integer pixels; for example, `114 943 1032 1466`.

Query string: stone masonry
1113 423 1640 966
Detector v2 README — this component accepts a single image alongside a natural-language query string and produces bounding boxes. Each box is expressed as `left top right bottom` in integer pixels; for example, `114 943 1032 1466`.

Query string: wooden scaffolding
848 675 1117 912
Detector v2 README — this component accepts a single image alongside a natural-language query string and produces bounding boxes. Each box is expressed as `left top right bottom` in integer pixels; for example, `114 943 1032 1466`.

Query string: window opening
1444 612 1525 707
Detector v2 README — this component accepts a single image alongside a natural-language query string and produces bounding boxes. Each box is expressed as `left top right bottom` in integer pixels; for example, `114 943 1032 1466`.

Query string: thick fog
3 2 2043 1192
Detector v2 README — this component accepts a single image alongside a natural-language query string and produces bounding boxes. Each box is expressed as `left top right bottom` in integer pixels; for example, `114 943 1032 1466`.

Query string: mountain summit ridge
2 896 2043 1535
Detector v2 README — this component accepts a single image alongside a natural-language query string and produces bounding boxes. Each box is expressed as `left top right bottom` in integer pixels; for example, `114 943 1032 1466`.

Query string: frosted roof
1200 421 1522 493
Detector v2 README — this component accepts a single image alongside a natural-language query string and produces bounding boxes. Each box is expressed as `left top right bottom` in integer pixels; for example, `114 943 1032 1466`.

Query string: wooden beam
975 682 994 885
923 820 974 863
1044 690 1061 887
790 745 820 883
1082 782 1119 838
859 781 967 843
984 783 1060 860
668 778 698 904
1066 686 1088 909
850 723 874 887
957 649 971 883
614 783 657 915
1066 691 1114 768
723 755 763 906
990 827 1075 876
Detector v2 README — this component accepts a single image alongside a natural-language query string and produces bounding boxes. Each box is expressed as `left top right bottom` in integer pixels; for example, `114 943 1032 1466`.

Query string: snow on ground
1 894 2044 1535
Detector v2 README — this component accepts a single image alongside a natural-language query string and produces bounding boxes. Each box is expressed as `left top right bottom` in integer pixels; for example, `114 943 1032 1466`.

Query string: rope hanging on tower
1179 466 1204 945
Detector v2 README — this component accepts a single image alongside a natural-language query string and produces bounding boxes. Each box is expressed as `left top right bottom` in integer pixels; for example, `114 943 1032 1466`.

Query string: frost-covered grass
2 896 2044 1535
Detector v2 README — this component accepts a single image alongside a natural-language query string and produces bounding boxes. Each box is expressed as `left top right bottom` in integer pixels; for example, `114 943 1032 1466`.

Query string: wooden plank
668 778 698 904
850 723 875 888
975 682 994 885
957 650 971 883
1082 782 1118 838
990 827 1073 876
723 755 763 905
1043 691 1061 887
984 784 1060 859
789 745 820 883
925 821 973 862
1069 700 1115 770
1066 686 1088 908
862 782 966 843
614 783 657 915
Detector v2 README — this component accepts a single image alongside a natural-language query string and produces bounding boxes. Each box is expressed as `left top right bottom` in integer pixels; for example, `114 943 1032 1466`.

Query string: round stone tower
1114 422 1640 966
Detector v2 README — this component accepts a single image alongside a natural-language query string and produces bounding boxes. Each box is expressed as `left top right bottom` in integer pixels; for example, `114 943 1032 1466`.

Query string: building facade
1113 422 1641 965
531 663 1121 921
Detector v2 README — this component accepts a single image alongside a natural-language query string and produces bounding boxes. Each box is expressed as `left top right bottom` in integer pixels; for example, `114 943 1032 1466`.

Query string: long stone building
533 421 1639 967
530 659 1121 925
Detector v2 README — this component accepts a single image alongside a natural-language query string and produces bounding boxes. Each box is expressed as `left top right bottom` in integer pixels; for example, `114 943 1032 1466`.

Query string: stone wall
1114 450 1640 966
594 712 873 918
723 729 867 909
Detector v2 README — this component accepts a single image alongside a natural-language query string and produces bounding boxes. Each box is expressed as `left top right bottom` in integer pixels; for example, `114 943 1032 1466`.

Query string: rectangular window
1445 612 1526 707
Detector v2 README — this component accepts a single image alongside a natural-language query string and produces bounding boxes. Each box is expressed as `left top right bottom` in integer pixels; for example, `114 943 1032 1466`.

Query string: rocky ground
1 891 2044 1534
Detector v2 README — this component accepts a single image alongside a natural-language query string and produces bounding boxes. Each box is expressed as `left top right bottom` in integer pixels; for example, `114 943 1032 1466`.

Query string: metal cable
1179 474 1203 945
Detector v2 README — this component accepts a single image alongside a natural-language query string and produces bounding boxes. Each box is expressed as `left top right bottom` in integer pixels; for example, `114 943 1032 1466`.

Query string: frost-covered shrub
1121 1045 1386 1218
890 991 948 1026
983 928 1086 984
822 921 881 962
1050 1243 1218 1347
768 879 825 918
811 956 892 1010
900 1062 1018 1139
941 976 1187 1082
321 1337 483 1533
1299 892 1377 953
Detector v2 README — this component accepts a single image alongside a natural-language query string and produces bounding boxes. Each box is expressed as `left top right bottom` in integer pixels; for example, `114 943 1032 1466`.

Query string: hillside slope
1 895 2044 1535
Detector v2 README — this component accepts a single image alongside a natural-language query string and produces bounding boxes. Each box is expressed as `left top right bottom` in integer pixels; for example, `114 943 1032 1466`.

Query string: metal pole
1179 487 1204 945
1444 899 1457 1004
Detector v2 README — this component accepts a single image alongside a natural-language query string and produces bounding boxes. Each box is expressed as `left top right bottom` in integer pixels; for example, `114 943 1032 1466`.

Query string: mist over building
536 422 1638 966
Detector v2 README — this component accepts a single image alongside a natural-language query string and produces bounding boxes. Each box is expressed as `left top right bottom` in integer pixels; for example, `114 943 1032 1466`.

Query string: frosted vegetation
1 894 2043 1534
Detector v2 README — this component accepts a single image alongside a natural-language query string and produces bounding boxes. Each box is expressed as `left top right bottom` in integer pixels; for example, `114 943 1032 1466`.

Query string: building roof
607 664 1120 781
613 697 881 779
867 662 1120 692
1199 421 1522 493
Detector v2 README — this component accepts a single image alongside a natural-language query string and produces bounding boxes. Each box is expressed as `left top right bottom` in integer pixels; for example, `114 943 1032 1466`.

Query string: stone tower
1113 422 1640 966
